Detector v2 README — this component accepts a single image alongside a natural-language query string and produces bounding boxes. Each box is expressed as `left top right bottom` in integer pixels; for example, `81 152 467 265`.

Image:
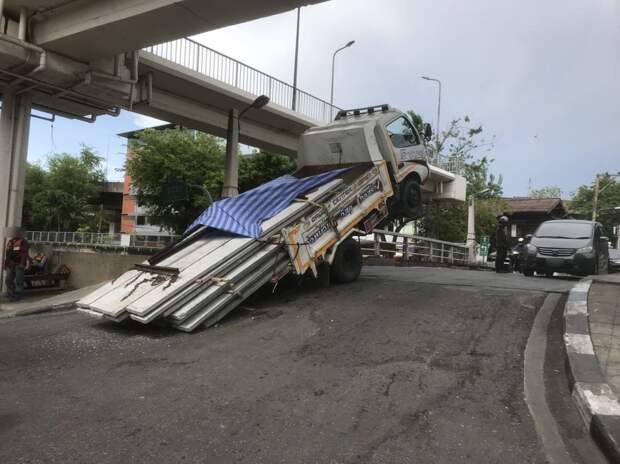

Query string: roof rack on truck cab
335 104 392 120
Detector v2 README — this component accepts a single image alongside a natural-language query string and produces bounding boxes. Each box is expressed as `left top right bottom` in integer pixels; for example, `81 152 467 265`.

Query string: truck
78 105 465 332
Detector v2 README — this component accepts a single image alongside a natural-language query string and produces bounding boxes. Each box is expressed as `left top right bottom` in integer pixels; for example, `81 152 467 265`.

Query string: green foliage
569 176 620 241
23 163 48 230
24 146 106 231
530 186 561 199
126 128 297 234
406 111 504 242
239 151 295 192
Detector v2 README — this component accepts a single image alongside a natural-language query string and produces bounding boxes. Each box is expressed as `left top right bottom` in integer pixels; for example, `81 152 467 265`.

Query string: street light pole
292 7 301 111
330 40 355 120
421 76 442 150
222 95 270 198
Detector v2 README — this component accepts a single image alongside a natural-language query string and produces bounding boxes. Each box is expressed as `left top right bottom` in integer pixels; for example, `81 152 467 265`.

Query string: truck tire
400 177 424 219
331 238 362 283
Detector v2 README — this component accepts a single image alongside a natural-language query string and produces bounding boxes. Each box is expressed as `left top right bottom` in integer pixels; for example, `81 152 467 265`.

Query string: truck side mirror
423 123 433 141
525 234 533 243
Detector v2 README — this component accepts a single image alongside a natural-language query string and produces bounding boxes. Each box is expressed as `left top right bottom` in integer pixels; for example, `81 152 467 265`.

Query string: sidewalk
0 283 103 319
590 274 620 395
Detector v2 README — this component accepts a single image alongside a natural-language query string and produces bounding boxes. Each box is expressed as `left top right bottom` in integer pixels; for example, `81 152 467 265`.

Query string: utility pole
592 175 600 221
466 188 490 263
592 172 620 221
291 7 301 111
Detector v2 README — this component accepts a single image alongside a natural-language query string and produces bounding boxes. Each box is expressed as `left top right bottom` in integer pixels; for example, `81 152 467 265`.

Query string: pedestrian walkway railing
362 229 470 265
26 231 180 251
143 37 340 123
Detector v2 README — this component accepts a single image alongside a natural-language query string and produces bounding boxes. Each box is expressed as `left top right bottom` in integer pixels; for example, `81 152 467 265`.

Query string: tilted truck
78 105 465 332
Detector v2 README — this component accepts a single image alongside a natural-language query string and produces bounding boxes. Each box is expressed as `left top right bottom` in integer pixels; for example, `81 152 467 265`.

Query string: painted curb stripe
563 278 620 463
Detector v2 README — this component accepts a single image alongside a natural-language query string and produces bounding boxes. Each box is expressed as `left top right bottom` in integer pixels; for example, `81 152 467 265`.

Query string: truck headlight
526 244 537 254
577 246 594 256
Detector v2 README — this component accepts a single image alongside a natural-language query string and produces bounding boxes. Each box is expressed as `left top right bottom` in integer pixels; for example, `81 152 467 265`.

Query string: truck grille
538 247 575 257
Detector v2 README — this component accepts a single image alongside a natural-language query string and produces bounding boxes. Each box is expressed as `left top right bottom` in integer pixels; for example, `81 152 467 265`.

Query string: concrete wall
41 246 149 289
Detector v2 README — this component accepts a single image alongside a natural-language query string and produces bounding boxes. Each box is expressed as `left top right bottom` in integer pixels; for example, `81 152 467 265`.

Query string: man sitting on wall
3 227 30 302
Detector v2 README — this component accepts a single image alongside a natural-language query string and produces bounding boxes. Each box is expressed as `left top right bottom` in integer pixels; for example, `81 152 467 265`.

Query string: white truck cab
296 104 465 220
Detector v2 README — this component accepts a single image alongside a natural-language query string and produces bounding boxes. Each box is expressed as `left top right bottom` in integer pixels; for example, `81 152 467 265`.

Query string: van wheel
331 238 362 283
400 177 424 219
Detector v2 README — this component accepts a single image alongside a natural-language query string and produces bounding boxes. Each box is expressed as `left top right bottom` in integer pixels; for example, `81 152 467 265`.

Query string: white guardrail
26 231 181 250
26 229 471 265
362 229 470 265
144 38 340 124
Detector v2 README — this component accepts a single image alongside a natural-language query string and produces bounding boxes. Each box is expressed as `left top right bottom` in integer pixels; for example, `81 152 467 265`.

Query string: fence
143 38 339 123
361 229 470 265
26 231 180 251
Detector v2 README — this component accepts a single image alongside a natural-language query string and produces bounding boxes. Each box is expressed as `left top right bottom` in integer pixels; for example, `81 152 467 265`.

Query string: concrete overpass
0 0 333 262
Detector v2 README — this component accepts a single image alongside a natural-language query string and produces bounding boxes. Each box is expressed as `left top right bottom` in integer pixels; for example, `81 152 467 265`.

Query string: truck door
385 116 427 164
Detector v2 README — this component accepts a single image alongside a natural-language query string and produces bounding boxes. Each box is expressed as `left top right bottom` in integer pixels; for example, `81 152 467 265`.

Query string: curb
564 279 620 462
0 301 77 320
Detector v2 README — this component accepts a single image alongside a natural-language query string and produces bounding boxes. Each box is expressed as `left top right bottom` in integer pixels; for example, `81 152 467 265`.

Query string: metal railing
143 37 340 123
26 231 180 250
361 229 470 265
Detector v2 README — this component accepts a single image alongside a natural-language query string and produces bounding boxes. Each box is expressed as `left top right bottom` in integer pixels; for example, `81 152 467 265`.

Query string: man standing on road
494 216 510 273
3 227 29 302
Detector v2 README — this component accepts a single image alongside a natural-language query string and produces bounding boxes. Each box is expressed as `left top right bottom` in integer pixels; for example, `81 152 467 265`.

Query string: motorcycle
510 238 525 273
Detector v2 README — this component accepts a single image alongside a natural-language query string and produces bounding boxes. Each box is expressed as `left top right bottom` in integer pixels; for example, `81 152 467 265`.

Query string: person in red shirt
4 227 29 302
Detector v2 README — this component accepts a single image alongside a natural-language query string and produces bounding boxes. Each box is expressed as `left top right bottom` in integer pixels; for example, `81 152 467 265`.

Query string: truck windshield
535 222 593 239
386 117 419 148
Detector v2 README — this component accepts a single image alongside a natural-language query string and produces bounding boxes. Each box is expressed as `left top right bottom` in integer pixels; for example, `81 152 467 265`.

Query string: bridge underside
2 0 328 60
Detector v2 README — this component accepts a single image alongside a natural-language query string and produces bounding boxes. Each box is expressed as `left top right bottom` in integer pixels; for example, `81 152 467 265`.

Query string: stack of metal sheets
77 178 343 332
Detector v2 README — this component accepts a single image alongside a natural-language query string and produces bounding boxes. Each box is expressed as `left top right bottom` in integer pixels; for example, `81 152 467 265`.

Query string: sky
26 0 620 198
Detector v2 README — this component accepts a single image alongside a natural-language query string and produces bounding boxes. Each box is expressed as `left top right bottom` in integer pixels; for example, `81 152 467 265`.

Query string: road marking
524 293 574 464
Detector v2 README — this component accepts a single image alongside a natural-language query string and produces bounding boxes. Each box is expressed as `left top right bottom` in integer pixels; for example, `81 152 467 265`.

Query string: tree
239 151 295 192
23 163 48 230
24 146 106 231
530 186 561 199
569 176 620 242
126 127 297 234
396 111 505 242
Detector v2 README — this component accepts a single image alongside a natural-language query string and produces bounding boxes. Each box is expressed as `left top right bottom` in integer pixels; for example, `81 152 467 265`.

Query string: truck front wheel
331 238 362 283
400 177 424 219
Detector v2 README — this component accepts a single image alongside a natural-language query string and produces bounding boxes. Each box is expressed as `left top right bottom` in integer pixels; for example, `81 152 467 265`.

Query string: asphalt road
0 267 602 463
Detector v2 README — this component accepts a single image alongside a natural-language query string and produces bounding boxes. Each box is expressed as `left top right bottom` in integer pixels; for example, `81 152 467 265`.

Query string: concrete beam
135 88 299 155
26 0 329 60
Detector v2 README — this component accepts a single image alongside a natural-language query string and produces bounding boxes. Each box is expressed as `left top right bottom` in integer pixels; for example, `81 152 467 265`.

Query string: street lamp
421 76 442 150
592 172 620 221
467 188 491 263
330 40 355 120
222 95 270 198
292 7 301 111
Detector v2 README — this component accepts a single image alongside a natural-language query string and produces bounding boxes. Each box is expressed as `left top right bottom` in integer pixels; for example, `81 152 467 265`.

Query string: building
503 197 569 240
100 181 124 234
118 125 176 236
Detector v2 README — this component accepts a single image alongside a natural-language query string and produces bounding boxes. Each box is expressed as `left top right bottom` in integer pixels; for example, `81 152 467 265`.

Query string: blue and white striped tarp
188 168 348 238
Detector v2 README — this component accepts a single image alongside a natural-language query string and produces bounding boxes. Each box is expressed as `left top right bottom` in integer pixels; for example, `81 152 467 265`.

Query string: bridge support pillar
222 108 239 198
0 89 32 290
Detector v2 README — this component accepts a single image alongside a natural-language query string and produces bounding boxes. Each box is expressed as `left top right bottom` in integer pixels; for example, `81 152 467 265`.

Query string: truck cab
296 104 464 220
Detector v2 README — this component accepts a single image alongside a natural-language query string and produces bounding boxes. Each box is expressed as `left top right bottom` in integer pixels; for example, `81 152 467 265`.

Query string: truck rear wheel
331 238 362 283
400 177 424 219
